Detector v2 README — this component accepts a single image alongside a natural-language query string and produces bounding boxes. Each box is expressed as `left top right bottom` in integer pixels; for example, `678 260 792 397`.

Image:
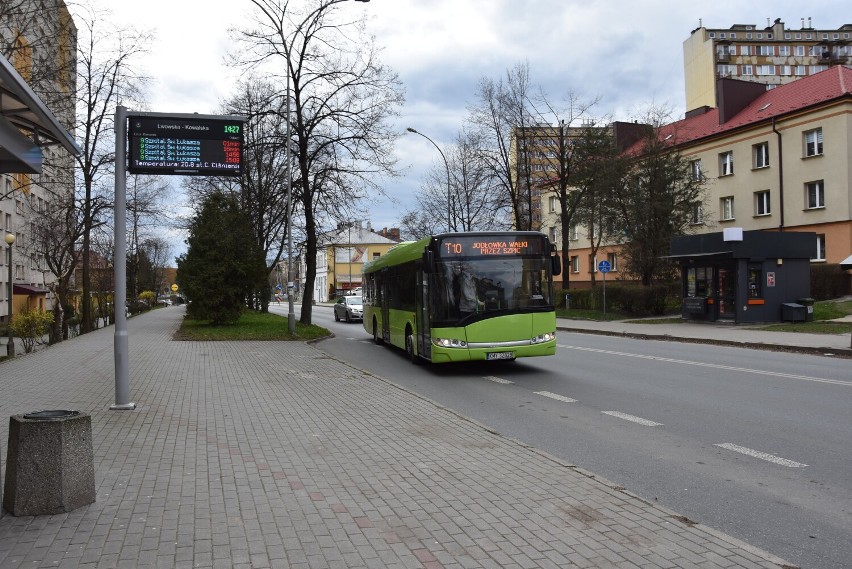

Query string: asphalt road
274 304 852 569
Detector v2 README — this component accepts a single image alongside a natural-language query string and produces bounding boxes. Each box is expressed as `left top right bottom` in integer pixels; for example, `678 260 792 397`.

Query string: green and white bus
362 231 561 364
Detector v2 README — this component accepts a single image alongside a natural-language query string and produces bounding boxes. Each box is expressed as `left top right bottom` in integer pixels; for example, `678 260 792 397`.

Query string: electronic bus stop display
127 115 243 176
437 235 546 257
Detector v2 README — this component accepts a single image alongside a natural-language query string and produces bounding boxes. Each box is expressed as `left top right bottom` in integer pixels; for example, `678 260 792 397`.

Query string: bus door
416 269 431 360
381 270 390 343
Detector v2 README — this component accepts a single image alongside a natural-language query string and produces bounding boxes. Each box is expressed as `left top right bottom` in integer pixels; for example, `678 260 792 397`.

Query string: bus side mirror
422 250 434 273
551 255 562 276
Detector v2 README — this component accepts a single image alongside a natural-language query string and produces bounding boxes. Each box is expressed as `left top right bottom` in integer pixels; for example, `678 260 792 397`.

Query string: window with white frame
795 45 805 55
548 226 557 242
794 65 807 76
570 255 579 273
780 65 792 76
691 203 704 225
813 234 826 261
607 252 617 271
741 65 753 76
753 142 769 168
717 64 736 77
569 224 579 240
757 65 776 76
690 159 702 181
720 196 735 220
778 45 790 56
758 45 774 55
804 128 823 157
810 65 828 74
755 190 771 216
740 45 750 55
805 180 825 209
719 151 734 176
548 195 558 213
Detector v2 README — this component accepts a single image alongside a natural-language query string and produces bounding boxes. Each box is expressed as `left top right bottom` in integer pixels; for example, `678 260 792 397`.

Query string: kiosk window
748 266 762 298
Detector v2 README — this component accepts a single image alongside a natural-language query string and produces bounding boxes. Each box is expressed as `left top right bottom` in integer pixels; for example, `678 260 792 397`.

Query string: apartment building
1 0 78 324
544 68 852 288
684 18 852 111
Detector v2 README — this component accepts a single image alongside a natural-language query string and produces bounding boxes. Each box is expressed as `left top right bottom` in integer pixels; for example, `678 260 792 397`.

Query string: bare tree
73 5 150 333
235 0 404 324
468 62 538 230
126 175 171 298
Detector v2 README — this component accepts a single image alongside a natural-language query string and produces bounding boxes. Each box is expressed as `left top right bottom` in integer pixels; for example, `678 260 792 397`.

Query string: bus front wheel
405 326 419 365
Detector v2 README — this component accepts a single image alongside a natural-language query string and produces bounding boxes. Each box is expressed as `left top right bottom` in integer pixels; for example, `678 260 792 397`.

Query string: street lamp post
5 231 15 358
406 127 451 233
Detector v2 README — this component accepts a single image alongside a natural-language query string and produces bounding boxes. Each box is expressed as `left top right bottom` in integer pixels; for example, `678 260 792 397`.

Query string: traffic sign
171 284 179 292
598 260 612 273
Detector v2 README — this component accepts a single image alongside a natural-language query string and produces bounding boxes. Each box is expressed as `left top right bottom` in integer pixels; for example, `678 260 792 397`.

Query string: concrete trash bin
3 410 96 516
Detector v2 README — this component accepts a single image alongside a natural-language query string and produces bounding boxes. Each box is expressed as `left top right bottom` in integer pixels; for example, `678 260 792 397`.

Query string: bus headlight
433 337 467 348
531 331 556 344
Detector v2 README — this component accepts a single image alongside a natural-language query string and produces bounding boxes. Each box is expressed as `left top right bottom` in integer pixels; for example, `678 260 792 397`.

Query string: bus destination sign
439 235 545 257
128 115 244 176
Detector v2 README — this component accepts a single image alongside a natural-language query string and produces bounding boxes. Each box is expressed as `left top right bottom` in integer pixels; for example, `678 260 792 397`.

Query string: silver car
334 295 363 322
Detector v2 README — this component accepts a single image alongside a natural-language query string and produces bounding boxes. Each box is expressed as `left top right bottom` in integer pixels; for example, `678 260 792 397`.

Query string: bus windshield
431 255 553 325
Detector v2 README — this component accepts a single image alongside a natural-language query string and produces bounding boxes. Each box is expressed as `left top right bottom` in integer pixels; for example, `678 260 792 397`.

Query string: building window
794 65 807 76
548 195 558 213
755 190 771 216
813 234 826 261
569 255 579 273
740 45 750 55
690 159 702 181
805 180 825 209
607 252 617 271
741 65 753 76
804 128 823 157
757 65 776 76
548 226 557 242
780 65 792 76
753 142 769 169
569 224 579 241
691 203 704 225
758 45 774 56
795 45 805 55
809 65 828 74
719 151 734 176
779 45 790 56
720 196 735 220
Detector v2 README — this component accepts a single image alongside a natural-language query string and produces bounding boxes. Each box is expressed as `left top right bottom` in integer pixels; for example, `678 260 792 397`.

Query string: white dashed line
714 443 808 468
601 411 663 426
483 376 514 384
559 344 852 387
534 391 578 403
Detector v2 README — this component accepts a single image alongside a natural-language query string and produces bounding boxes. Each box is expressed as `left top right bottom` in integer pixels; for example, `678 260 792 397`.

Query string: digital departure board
127 115 244 176
437 235 546 257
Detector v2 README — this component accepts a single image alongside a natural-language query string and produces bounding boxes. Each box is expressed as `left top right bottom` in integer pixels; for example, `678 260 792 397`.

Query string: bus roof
362 236 431 274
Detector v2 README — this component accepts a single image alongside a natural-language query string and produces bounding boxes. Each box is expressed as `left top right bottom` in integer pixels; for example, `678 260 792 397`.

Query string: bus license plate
486 352 514 361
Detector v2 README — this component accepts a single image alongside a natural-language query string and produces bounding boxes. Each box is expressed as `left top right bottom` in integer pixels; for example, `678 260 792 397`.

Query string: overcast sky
79 0 848 242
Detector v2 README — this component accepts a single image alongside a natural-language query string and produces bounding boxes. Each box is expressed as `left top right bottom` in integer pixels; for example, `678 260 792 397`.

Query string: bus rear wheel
405 326 419 364
373 317 383 345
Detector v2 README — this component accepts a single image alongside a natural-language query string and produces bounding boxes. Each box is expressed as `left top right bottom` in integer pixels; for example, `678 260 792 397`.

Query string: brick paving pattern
0 308 795 568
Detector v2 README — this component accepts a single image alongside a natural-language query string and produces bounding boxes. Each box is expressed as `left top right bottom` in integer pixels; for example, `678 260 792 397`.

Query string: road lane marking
559 344 852 387
534 391 577 403
601 411 663 426
714 443 808 468
483 376 514 384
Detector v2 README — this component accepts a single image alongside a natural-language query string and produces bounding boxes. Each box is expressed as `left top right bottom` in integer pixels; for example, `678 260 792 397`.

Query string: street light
406 127 452 233
5 231 15 358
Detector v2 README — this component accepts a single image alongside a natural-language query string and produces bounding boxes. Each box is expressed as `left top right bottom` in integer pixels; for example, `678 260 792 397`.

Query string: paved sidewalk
0 308 796 568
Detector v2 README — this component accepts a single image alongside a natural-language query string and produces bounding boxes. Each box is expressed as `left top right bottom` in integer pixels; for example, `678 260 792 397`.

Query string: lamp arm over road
406 127 451 233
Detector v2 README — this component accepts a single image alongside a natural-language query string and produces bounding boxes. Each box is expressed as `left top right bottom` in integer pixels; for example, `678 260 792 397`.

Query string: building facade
1 0 78 324
303 222 401 303
684 18 852 111
540 68 852 289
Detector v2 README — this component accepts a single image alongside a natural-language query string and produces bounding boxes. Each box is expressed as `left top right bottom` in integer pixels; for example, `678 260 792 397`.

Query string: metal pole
111 105 135 410
406 128 451 232
5 232 14 358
